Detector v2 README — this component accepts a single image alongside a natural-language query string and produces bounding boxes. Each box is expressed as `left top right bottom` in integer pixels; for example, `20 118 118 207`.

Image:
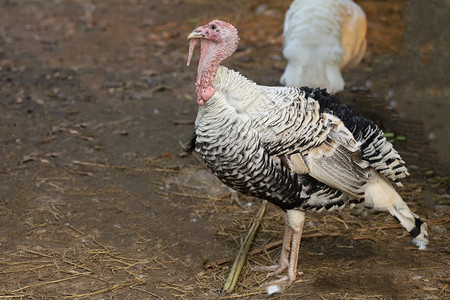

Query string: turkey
281 0 367 93
186 20 428 286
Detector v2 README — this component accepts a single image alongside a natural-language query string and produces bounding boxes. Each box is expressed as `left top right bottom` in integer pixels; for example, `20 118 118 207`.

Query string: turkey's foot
266 271 304 287
253 262 288 277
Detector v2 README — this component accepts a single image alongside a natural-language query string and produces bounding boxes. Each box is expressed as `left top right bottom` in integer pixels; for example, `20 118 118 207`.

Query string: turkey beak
187 29 204 40
187 29 203 66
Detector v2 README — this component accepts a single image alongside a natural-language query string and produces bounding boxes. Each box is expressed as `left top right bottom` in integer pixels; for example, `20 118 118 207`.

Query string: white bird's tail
365 174 429 250
280 56 344 94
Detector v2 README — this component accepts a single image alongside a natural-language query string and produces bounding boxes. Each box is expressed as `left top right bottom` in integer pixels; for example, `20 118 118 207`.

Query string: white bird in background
186 20 427 287
281 0 367 94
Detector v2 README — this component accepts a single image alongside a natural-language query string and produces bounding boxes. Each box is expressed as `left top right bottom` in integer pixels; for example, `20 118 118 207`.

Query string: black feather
299 87 380 154
184 133 197 153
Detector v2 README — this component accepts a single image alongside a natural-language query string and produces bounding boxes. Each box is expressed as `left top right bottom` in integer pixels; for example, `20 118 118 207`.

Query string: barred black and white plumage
186 20 428 288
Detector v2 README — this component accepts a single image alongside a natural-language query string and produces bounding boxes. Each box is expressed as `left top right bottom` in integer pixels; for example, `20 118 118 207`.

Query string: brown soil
0 1 448 299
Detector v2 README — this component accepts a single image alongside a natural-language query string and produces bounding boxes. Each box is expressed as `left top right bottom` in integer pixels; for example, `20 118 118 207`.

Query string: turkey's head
187 20 239 105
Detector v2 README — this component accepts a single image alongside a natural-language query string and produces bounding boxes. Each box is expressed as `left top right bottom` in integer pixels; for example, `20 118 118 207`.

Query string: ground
0 0 449 299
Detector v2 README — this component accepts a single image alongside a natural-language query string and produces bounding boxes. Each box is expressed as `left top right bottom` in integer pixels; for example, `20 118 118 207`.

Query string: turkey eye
211 24 217 30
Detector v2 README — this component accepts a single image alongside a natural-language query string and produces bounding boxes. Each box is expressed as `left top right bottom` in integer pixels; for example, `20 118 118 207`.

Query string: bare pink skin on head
187 20 239 105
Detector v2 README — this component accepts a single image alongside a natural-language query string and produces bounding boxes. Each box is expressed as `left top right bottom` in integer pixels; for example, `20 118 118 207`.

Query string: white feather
365 173 429 248
281 0 367 94
267 285 283 296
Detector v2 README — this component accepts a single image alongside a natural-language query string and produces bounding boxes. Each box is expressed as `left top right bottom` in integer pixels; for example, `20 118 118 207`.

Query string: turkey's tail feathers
365 174 429 250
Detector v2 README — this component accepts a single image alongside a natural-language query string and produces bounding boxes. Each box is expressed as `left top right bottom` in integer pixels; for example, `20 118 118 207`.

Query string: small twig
352 235 375 241
356 224 402 232
72 160 126 169
328 216 349 229
219 291 262 299
22 249 53 258
437 283 448 297
429 217 450 225
157 283 190 295
10 273 90 293
62 259 93 273
91 237 110 251
156 190 220 201
0 264 53 274
153 168 184 173
65 224 85 235
3 260 53 266
303 232 344 238
63 167 93 176
223 200 268 293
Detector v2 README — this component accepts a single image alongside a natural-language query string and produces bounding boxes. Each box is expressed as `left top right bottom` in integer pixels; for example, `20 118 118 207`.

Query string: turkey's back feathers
251 85 408 195
299 87 409 186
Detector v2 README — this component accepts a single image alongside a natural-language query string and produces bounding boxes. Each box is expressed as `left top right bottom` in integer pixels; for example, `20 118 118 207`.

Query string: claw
266 271 304 287
253 263 288 279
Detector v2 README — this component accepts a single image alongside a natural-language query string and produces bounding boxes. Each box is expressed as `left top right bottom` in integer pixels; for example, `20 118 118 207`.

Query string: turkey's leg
267 210 305 286
254 212 291 275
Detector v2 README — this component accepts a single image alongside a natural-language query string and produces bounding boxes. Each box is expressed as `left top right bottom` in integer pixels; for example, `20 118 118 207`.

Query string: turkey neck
193 38 224 105
195 66 268 131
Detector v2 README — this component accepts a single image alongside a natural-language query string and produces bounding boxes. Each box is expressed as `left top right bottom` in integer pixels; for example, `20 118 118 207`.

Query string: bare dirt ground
0 0 448 299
